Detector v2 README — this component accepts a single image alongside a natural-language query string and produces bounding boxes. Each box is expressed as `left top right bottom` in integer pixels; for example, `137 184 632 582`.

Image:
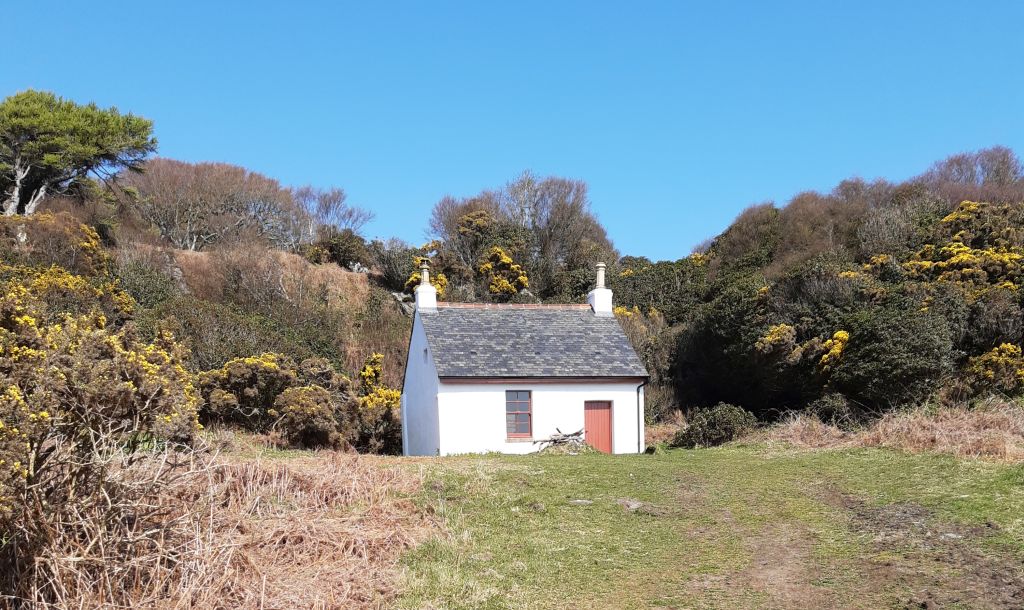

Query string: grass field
396 444 1024 609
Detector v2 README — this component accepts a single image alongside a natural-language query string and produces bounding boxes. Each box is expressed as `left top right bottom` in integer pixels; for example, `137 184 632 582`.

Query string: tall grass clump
761 397 1024 461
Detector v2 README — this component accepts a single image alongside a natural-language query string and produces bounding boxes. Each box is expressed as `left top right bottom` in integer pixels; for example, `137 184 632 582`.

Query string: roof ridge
435 302 592 310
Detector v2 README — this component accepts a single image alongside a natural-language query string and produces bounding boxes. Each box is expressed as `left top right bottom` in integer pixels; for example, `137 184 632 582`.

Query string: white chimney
415 261 437 311
586 262 613 316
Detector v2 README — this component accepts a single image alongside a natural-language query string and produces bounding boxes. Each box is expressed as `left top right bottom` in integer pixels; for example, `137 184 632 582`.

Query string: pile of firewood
534 428 585 449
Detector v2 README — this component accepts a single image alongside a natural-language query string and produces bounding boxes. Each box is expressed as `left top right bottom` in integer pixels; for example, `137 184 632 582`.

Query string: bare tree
976 146 1023 186
426 171 617 299
428 192 501 243
292 186 374 240
122 159 301 251
919 146 1024 204
499 173 617 294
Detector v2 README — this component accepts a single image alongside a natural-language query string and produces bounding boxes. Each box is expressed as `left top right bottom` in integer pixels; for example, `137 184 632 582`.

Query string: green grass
396 445 1024 609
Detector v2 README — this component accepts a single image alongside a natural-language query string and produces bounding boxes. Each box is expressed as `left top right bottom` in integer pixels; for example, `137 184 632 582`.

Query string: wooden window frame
505 390 532 439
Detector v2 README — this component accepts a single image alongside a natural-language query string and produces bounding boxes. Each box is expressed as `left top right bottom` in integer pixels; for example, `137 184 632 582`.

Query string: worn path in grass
396 445 1024 609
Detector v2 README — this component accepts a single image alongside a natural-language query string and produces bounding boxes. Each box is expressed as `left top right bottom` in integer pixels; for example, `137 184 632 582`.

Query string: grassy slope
397 445 1024 609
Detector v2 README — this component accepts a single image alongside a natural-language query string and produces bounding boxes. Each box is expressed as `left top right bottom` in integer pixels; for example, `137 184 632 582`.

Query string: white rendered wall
400 313 441 456
436 381 645 455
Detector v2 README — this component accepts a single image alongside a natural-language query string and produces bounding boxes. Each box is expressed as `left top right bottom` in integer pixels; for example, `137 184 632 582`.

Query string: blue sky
6 1 1023 260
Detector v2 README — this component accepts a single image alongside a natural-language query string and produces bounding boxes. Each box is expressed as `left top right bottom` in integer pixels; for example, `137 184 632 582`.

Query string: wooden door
584 401 612 453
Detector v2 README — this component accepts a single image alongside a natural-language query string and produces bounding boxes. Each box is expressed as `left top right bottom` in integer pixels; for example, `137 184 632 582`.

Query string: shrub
829 303 954 408
673 403 757 448
610 255 708 325
963 289 1024 354
137 297 317 370
353 353 403 454
355 387 401 453
0 265 200 601
965 343 1024 395
358 352 386 389
195 348 407 453
806 392 856 429
477 246 528 298
275 385 354 449
368 239 418 292
114 257 180 308
199 353 298 431
0 262 134 327
901 201 1024 302
673 274 785 415
0 212 111 276
298 356 349 388
305 227 370 269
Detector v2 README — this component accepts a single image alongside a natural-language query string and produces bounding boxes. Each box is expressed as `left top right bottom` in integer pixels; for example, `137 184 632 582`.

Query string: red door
584 401 612 453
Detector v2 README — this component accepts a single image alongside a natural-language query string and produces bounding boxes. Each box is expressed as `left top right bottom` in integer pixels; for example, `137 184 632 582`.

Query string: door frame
584 400 614 454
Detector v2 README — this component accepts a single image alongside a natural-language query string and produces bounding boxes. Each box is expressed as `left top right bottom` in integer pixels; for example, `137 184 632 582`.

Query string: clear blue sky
6 1 1023 260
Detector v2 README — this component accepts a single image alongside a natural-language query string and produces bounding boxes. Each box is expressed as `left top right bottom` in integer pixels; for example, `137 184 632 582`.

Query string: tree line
611 148 1024 424
4 88 1024 432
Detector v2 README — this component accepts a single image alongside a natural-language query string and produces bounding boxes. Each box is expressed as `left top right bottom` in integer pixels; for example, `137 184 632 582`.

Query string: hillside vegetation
3 89 1024 607
610 148 1024 424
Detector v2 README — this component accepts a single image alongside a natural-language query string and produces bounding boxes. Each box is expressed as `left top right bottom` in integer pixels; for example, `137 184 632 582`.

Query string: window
505 390 532 438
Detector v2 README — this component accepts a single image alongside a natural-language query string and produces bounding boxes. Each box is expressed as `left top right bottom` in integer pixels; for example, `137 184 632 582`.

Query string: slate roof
418 303 648 379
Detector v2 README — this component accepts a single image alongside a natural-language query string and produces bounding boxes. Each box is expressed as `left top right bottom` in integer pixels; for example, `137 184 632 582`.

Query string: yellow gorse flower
819 330 850 371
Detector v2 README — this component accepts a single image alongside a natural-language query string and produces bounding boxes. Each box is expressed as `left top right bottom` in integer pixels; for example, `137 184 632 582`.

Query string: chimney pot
587 262 613 316
415 260 437 311
420 261 430 286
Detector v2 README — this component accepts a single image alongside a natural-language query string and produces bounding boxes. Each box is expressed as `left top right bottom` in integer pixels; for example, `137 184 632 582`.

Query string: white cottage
400 262 648 456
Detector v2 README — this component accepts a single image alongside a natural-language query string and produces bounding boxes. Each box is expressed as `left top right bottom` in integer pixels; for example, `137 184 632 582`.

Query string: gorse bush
829 303 954 408
276 384 355 449
138 297 319 371
354 353 402 454
0 262 134 326
0 213 112 276
611 254 708 325
275 358 356 449
304 226 370 269
199 353 298 431
477 246 528 298
195 350 403 453
673 403 757 448
965 343 1024 394
0 261 200 601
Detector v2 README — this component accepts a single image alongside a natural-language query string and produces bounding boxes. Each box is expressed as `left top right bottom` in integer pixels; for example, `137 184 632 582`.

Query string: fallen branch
534 428 585 450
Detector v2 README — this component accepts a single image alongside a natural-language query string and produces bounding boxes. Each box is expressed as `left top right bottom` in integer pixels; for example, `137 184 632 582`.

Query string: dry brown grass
5 443 435 610
758 398 1024 462
758 415 850 450
646 410 686 446
113 242 370 307
172 247 369 308
181 452 433 609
